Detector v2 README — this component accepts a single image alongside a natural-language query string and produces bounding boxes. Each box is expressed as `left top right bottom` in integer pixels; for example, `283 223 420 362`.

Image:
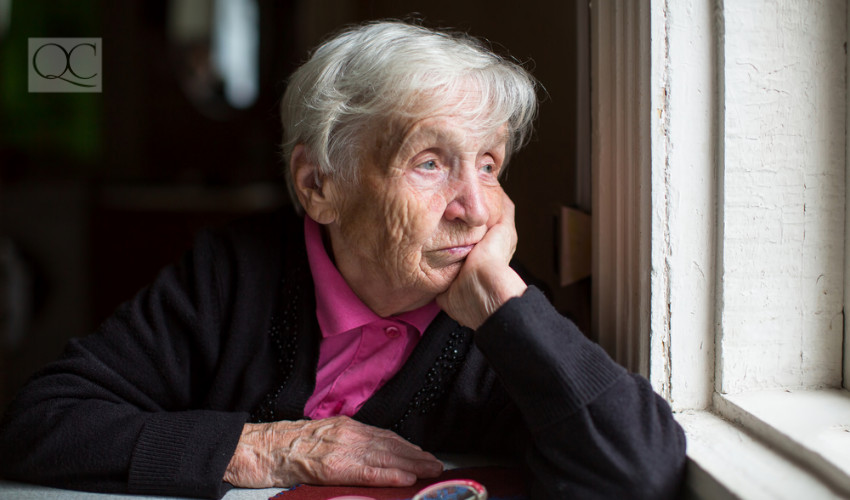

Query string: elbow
615 413 687 499
529 413 688 499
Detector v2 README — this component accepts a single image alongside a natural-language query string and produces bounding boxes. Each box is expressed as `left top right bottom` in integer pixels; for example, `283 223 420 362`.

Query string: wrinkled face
322 111 508 316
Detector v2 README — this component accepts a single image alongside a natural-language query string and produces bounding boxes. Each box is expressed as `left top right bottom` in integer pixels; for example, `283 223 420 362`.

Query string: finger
472 222 515 265
353 465 418 487
362 447 444 479
368 436 443 470
499 193 518 251
334 418 427 454
378 437 441 464
358 422 422 447
322 417 441 467
495 189 515 225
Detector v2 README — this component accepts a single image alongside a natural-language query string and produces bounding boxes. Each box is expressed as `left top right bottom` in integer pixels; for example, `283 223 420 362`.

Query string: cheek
381 190 443 249
345 184 420 261
381 196 416 250
429 191 449 218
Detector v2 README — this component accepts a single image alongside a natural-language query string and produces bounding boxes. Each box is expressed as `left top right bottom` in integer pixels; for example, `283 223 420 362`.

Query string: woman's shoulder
211 206 302 242
199 206 305 259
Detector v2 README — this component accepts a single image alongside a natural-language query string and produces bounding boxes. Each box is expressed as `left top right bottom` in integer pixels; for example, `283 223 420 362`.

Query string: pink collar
303 216 440 338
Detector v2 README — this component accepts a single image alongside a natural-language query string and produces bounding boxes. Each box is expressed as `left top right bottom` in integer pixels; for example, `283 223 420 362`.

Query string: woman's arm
437 191 686 499
0 216 444 498
0 228 248 498
474 288 686 499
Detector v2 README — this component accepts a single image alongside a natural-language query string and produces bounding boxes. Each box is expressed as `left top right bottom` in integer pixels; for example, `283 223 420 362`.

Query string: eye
417 160 438 171
481 161 502 177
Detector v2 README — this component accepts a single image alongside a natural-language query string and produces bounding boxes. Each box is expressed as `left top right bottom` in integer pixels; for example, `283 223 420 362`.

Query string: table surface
0 482 281 500
0 454 512 499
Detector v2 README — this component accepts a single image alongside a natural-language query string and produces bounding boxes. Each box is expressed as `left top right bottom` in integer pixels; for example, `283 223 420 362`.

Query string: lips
429 242 477 266
444 244 474 256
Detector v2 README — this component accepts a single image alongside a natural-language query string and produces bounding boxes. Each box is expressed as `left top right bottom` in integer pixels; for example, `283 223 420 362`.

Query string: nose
443 170 490 227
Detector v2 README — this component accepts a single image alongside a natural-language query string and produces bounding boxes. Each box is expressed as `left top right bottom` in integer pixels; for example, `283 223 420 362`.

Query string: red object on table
269 466 527 500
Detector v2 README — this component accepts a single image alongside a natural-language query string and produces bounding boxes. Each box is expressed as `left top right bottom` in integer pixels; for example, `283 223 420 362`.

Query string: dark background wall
0 0 590 410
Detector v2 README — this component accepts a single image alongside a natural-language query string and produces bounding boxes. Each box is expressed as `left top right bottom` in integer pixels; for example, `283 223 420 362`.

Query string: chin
423 265 463 293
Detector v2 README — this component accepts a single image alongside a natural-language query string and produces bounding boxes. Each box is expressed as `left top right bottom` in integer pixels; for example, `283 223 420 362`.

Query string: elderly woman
0 21 685 499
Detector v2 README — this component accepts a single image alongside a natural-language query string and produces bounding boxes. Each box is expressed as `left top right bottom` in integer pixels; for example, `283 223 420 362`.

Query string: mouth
444 244 474 255
431 243 476 264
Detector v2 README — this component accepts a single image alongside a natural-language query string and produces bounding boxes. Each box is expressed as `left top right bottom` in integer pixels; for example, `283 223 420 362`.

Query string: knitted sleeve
475 286 687 500
0 227 251 499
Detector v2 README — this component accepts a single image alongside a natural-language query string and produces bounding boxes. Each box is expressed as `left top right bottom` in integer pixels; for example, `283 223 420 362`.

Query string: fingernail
402 472 417 484
422 461 443 476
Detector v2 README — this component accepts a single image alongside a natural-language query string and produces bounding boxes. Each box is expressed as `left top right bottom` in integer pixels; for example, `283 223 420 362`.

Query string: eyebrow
398 123 508 157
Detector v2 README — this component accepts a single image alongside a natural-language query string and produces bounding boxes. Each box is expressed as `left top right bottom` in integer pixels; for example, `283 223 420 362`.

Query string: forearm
0 381 247 499
475 287 625 429
0 228 248 499
475 287 686 499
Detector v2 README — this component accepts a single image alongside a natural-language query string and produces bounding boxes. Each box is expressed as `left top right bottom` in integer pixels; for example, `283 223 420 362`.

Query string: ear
290 144 337 224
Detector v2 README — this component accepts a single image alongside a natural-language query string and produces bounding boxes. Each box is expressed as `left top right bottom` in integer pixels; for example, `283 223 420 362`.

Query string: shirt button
385 326 401 339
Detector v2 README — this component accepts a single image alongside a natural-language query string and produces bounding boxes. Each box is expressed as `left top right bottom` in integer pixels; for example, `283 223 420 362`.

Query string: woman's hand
437 191 528 329
223 415 443 489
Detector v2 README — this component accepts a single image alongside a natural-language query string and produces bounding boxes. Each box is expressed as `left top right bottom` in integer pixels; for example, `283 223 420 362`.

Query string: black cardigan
0 210 686 499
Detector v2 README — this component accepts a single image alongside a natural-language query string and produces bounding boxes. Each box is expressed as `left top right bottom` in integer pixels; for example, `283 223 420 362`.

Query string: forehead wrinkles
392 117 507 163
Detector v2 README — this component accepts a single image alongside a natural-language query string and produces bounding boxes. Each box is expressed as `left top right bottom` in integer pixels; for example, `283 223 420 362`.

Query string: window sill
677 394 849 500
715 389 850 494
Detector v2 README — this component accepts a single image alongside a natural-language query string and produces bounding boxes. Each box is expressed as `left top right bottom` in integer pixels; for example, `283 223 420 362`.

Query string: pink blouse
302 217 441 419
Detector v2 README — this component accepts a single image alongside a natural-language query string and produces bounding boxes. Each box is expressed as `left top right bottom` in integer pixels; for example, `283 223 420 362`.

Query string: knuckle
336 426 361 443
364 448 389 467
358 465 381 484
319 454 344 478
383 438 406 455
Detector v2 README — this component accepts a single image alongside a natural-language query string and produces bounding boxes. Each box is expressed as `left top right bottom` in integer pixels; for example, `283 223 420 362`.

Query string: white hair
281 20 539 212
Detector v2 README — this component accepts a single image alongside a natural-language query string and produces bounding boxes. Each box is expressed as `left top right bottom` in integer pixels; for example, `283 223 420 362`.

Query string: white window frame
591 1 850 498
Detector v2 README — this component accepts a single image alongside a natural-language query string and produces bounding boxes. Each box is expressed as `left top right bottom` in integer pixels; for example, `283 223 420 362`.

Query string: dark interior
0 0 591 410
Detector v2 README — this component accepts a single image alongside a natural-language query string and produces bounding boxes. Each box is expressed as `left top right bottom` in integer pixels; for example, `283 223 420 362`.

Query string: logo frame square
28 38 102 93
